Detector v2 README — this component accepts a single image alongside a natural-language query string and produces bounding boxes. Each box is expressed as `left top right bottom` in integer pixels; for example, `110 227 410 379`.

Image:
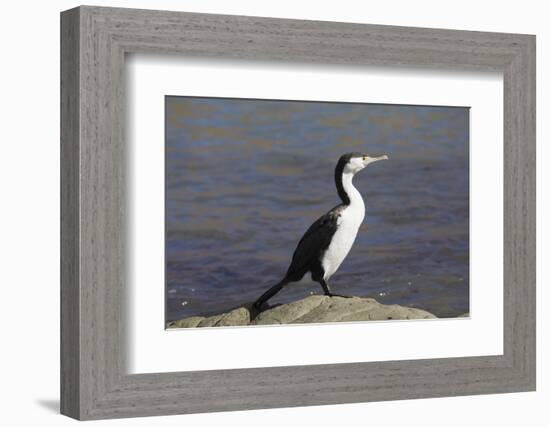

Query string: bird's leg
320 279 332 295
320 279 354 298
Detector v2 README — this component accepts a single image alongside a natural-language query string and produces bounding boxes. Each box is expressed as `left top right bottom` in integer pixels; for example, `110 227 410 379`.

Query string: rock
167 307 251 329
167 316 204 328
252 295 327 325
214 307 251 326
167 295 436 328
253 296 435 325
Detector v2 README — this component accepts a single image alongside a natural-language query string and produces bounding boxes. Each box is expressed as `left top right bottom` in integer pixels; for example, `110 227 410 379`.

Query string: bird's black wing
284 205 344 280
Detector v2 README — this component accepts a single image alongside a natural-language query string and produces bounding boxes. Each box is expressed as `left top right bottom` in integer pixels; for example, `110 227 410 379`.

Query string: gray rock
167 295 436 329
167 316 204 328
252 295 327 325
213 307 251 326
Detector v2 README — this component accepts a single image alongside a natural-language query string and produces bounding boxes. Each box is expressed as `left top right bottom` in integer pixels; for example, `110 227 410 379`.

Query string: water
165 96 469 322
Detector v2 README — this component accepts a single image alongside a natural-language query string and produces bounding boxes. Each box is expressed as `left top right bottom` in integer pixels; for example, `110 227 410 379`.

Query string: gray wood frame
60 5 536 420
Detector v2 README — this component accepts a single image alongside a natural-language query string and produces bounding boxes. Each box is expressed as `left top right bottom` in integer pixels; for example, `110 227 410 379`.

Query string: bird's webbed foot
319 279 355 298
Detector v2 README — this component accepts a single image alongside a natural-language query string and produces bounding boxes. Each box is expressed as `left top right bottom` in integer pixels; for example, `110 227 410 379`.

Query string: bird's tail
253 279 289 310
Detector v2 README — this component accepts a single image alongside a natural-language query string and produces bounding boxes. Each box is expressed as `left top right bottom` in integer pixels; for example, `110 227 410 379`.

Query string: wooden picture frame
60 5 536 420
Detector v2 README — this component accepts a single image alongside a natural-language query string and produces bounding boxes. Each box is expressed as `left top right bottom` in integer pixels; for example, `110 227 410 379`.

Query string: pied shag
253 152 388 310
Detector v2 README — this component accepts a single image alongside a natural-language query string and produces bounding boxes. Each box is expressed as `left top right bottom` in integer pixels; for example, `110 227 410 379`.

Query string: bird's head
338 152 389 175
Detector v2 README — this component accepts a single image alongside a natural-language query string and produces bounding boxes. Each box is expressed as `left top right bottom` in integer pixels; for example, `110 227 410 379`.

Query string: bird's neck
337 172 364 210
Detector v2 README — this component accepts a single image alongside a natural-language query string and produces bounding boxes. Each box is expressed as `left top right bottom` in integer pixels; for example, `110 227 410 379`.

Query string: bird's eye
362 156 367 160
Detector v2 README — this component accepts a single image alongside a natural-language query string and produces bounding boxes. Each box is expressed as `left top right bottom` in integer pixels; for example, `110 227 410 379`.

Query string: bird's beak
364 154 388 165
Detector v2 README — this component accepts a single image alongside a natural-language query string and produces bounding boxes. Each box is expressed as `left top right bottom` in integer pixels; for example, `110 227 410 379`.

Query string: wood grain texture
60 7 80 419
60 5 536 420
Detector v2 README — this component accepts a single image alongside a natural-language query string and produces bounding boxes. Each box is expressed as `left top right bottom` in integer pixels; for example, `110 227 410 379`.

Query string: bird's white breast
321 204 365 280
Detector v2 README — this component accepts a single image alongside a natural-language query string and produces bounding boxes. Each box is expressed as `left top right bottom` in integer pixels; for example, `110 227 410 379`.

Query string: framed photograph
60 6 535 420
163 96 468 329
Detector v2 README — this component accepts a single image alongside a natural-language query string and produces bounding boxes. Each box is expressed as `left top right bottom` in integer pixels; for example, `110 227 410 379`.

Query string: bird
253 152 388 310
